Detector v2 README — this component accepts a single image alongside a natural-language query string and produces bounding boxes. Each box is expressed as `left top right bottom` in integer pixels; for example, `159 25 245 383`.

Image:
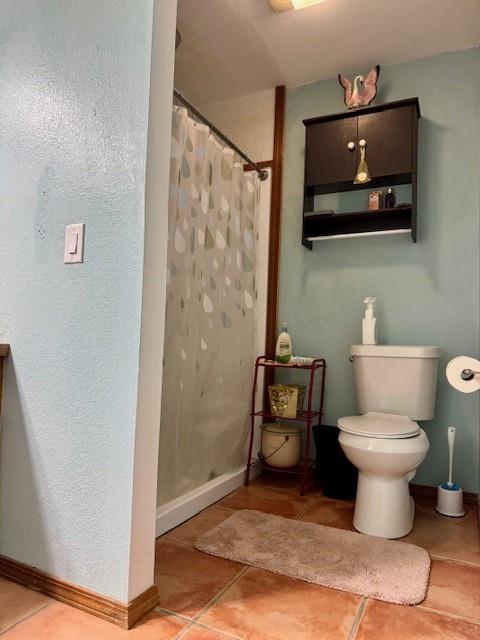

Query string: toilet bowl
338 413 429 538
338 344 441 539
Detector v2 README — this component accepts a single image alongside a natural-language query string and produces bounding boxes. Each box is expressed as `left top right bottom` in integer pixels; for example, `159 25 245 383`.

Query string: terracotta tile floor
1 475 479 639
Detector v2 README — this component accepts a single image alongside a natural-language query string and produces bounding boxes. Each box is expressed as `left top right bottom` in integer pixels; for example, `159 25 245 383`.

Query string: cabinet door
305 118 357 187
357 105 414 179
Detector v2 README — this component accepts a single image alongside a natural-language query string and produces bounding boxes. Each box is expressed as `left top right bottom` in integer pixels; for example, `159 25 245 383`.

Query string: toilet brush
436 427 465 517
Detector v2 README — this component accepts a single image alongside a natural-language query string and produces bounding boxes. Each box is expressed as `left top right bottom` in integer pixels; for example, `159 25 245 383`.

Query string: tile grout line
174 621 195 640
195 621 244 640
294 497 318 520
429 553 480 568
154 605 195 624
173 566 250 640
187 620 244 640
347 597 368 640
175 618 244 640
157 603 243 640
0 601 53 636
417 605 480 627
193 566 250 622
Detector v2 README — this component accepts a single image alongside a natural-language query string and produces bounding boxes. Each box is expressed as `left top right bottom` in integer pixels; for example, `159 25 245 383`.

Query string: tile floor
1 475 479 639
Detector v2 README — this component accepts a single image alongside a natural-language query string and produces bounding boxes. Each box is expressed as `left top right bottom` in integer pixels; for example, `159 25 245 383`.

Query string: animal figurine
338 65 380 109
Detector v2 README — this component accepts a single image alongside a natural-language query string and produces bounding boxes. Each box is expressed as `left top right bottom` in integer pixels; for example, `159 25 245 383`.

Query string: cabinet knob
347 141 355 151
359 139 367 149
349 356 355 362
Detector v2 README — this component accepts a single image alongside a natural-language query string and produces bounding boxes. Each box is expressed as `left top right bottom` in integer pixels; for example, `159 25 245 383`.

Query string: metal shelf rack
245 356 327 495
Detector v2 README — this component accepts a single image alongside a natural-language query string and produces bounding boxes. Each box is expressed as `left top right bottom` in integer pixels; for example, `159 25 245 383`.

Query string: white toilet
338 344 441 539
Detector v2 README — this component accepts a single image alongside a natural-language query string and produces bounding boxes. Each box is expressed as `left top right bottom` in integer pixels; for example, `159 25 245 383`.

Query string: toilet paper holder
460 368 480 381
447 356 480 394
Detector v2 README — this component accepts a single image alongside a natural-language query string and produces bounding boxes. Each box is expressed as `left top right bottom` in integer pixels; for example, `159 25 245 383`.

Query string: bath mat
195 509 430 605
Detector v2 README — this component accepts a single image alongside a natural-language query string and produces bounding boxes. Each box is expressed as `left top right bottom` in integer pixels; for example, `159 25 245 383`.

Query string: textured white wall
200 89 275 163
0 0 165 602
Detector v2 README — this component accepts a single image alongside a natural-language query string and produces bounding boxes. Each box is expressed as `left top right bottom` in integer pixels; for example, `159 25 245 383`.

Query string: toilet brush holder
436 426 465 517
436 484 465 518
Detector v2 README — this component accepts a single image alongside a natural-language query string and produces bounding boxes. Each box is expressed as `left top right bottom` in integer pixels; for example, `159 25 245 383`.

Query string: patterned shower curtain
157 106 259 505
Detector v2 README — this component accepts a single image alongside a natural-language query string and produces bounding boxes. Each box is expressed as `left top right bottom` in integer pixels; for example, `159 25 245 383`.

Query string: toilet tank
350 345 441 420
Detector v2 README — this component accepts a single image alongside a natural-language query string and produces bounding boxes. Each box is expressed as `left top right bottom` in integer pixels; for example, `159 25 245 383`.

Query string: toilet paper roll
446 356 480 394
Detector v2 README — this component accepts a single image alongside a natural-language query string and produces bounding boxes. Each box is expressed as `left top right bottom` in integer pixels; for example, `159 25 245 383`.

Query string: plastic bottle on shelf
275 322 293 364
362 297 377 345
384 188 396 208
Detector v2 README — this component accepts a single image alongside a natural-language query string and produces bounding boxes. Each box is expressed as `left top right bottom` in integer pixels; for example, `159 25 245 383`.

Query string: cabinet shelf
305 172 413 196
304 206 412 241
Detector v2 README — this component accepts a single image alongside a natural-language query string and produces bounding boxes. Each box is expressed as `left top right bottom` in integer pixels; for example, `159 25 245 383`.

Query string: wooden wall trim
262 86 286 406
0 554 159 629
265 86 285 360
126 586 160 629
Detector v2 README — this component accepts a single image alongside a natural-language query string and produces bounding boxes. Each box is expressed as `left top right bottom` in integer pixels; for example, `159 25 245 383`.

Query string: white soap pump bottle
362 297 377 345
275 321 293 364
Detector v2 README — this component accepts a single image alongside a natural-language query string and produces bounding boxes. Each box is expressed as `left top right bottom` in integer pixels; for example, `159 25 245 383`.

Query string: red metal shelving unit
245 356 327 495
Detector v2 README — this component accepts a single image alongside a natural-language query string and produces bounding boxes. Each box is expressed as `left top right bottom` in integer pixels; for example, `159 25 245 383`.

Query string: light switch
64 223 85 264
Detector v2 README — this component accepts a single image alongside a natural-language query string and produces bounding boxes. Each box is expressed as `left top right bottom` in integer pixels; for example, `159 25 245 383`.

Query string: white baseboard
155 463 260 537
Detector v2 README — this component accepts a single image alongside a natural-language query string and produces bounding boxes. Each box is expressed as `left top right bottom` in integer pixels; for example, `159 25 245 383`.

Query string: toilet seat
338 411 420 439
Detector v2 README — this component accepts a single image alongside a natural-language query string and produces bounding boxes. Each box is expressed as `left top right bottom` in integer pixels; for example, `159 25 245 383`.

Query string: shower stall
155 96 271 535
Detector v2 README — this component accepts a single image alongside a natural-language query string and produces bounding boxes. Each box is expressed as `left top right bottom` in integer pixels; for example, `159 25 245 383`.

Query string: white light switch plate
64 223 85 264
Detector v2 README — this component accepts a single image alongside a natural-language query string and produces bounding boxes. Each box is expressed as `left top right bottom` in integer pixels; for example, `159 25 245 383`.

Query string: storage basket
268 384 306 419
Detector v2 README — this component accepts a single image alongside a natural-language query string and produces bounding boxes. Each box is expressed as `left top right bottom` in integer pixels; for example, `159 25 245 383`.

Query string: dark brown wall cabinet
302 98 420 248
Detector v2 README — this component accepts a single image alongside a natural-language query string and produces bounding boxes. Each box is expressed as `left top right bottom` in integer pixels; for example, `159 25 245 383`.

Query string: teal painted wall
279 49 480 492
0 1 154 600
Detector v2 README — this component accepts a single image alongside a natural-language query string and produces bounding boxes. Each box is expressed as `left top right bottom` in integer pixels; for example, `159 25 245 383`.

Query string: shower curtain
157 106 259 505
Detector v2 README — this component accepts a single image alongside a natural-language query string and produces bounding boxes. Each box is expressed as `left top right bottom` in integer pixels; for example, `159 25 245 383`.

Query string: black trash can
313 424 357 500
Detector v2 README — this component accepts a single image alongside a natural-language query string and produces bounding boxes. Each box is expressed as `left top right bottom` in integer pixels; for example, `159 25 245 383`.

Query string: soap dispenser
362 297 377 345
275 322 293 364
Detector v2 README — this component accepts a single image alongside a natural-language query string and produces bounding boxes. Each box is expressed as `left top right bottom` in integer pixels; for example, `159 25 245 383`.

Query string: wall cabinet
302 98 420 248
305 118 358 187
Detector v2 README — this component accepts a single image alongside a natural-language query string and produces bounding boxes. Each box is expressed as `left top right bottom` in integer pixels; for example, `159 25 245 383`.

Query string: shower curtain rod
173 89 269 181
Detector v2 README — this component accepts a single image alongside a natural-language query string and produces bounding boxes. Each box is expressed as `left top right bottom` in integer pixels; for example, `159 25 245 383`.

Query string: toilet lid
338 412 420 439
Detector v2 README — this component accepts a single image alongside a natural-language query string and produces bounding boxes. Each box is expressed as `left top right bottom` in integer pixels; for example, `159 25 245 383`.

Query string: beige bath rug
195 509 430 605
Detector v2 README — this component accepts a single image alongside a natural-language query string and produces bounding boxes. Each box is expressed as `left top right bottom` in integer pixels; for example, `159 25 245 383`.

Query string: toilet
338 344 441 539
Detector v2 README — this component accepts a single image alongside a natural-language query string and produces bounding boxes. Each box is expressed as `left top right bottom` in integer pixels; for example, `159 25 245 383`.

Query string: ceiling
175 0 480 104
